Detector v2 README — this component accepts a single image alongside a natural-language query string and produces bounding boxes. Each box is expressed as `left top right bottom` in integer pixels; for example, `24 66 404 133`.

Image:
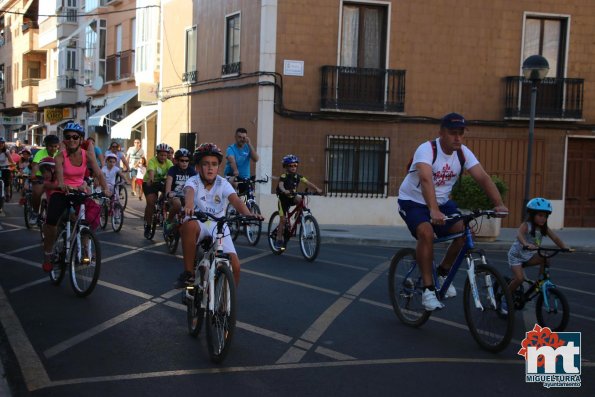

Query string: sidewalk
319 224 595 252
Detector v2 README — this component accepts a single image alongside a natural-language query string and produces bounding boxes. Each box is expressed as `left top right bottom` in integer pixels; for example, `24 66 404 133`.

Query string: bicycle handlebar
523 247 574 258
235 175 269 184
444 209 508 223
191 210 258 224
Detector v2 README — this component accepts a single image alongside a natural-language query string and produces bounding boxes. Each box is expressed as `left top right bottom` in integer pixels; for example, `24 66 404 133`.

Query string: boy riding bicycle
274 154 322 251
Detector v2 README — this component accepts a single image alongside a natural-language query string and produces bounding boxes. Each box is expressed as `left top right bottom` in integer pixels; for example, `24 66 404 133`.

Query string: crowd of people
3 113 570 309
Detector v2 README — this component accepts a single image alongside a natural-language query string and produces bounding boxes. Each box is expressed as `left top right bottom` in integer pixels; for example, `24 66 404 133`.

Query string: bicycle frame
282 195 310 238
519 259 559 310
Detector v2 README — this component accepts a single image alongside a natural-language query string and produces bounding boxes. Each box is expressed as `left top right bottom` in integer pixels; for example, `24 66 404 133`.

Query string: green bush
451 175 508 210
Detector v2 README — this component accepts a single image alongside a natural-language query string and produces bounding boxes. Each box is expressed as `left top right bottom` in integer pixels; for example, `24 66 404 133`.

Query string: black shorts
142 181 165 197
277 195 296 217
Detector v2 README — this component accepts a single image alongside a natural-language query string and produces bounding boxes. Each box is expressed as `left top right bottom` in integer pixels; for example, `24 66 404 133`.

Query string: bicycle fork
466 253 496 311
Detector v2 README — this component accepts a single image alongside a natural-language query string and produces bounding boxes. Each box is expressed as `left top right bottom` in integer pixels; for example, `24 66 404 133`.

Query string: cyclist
41 122 109 272
502 198 570 314
0 137 16 203
224 127 259 191
30 134 61 223
175 143 262 288
143 143 173 239
274 154 322 251
397 112 508 311
167 146 176 166
102 152 129 193
38 157 60 198
164 148 196 234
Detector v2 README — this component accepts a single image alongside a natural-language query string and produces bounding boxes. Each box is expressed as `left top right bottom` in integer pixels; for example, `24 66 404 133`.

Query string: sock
437 266 449 277
424 285 435 292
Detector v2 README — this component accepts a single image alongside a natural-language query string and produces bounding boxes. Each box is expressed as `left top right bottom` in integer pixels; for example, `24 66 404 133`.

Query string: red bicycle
267 192 321 261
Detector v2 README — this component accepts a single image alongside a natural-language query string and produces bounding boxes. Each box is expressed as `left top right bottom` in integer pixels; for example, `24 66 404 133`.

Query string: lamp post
521 55 549 220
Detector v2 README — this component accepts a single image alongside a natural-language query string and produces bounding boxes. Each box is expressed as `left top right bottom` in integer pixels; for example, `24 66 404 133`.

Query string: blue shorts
398 199 461 239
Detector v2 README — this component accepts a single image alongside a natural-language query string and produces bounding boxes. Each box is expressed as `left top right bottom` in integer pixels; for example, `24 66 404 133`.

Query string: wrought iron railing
504 76 584 119
324 135 389 198
321 66 406 113
106 50 135 82
182 70 197 83
221 62 241 75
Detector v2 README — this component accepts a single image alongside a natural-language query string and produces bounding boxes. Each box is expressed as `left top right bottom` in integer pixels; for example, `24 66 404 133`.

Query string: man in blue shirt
224 127 259 183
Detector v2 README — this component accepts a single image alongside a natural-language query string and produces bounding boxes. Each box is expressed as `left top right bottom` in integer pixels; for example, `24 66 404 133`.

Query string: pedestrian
135 156 147 200
224 127 259 191
126 138 144 196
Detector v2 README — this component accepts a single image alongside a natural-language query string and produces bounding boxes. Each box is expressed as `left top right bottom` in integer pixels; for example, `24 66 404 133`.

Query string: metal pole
523 82 538 220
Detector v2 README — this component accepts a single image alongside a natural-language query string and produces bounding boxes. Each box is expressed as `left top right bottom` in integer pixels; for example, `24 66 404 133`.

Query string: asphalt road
0 196 593 397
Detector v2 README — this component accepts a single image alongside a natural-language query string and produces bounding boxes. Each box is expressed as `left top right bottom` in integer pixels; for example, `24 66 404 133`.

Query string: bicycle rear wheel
267 211 284 255
111 202 124 232
69 228 101 297
463 263 514 353
225 203 240 241
99 202 109 230
536 287 569 332
23 194 33 229
49 229 68 285
206 263 236 364
245 202 262 246
388 248 431 327
299 214 320 261
39 198 48 240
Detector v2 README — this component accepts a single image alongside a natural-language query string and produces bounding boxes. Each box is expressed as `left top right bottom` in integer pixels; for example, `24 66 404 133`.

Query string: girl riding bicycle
274 154 322 251
505 198 570 300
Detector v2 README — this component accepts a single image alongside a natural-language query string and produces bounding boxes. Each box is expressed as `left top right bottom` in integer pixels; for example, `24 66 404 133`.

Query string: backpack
406 139 465 175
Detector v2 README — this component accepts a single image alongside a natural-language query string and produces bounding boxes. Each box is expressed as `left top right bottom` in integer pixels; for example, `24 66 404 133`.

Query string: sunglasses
178 159 190 163
64 134 80 141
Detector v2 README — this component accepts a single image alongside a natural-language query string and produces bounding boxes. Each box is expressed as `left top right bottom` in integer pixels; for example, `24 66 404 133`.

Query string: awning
110 105 158 139
87 90 137 127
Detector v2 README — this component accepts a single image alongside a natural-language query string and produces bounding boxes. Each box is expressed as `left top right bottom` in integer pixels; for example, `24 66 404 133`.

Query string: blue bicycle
388 210 514 352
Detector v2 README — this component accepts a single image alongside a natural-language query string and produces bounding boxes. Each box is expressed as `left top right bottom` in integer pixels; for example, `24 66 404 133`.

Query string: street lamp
521 55 549 220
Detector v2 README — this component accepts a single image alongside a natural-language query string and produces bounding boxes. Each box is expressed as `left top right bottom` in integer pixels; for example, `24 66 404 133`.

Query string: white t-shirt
184 175 236 217
136 165 146 180
398 138 479 205
101 165 121 191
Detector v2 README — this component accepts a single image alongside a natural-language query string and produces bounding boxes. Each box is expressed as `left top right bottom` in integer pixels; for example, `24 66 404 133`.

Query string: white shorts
188 217 237 255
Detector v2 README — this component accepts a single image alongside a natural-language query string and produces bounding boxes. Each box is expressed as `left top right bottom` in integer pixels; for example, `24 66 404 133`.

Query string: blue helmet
527 197 552 214
282 154 299 166
63 122 85 136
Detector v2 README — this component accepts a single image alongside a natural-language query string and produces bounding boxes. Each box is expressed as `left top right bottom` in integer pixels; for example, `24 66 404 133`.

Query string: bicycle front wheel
69 228 101 297
99 202 109 230
166 229 180 254
463 263 514 353
536 287 569 332
245 202 262 246
118 184 128 210
388 248 431 327
267 211 284 255
111 202 124 232
23 195 33 229
187 283 205 337
206 263 236 364
225 203 240 241
299 214 320 261
49 229 68 285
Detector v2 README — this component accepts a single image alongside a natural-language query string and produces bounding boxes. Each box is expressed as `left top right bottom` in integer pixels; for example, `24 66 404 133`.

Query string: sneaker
438 275 457 298
29 212 38 225
422 288 445 311
499 295 509 315
132 191 136 196
174 271 195 289
274 240 285 251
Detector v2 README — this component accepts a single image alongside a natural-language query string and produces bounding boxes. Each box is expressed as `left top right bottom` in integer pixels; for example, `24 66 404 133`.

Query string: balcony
221 62 241 76
182 70 197 84
106 50 135 82
504 76 584 120
38 75 78 107
21 78 40 87
321 66 406 113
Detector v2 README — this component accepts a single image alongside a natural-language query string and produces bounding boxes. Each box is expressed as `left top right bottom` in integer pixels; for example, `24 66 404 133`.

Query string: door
565 138 595 227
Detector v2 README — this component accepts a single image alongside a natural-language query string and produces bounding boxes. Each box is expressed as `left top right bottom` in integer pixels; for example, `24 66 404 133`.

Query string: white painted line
242 269 340 295
6 243 41 255
44 301 157 359
557 284 595 296
236 321 293 344
301 297 353 344
0 252 40 268
96 280 154 300
314 346 356 361
276 346 307 364
9 278 47 294
0 283 50 391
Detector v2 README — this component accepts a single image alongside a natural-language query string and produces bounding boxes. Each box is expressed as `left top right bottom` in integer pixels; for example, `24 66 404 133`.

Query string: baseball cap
441 112 467 129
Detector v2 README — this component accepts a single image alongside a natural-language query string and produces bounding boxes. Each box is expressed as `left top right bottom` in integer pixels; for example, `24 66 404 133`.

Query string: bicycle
145 182 166 240
114 173 128 210
163 193 185 254
267 191 321 261
0 165 13 211
22 178 37 229
506 247 573 332
184 210 251 363
48 190 104 297
99 181 125 233
225 175 268 246
388 210 514 353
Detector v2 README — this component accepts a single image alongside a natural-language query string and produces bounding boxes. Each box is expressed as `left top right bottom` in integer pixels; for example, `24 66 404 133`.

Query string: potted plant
451 175 508 241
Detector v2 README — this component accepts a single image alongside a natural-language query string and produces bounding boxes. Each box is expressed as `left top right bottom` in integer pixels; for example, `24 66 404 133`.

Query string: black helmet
193 143 223 163
175 148 191 159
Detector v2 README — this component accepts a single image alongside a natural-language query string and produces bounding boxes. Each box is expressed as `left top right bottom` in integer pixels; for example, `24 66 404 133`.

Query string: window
341 3 387 69
84 19 106 85
523 16 567 78
84 0 108 12
325 136 389 197
183 26 197 83
135 1 160 75
179 132 197 151
223 13 240 75
28 61 41 79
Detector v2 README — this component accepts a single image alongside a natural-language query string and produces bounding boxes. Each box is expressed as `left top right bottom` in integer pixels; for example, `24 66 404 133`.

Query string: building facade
159 0 595 228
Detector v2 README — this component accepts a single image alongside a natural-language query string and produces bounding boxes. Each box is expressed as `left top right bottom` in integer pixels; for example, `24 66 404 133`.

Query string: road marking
96 279 154 300
315 346 356 361
9 277 47 294
6 243 40 255
44 301 157 359
0 283 51 391
242 269 340 295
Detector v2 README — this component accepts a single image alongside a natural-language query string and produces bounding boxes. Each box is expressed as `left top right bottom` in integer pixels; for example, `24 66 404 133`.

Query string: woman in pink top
41 122 109 272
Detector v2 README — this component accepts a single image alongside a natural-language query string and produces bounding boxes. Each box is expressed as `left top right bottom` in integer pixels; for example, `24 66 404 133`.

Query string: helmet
63 122 85 136
193 143 223 163
175 148 191 159
105 152 118 161
156 143 170 153
20 147 31 154
39 156 56 170
527 197 552 214
43 134 60 146
282 154 300 166
0 137 5 143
